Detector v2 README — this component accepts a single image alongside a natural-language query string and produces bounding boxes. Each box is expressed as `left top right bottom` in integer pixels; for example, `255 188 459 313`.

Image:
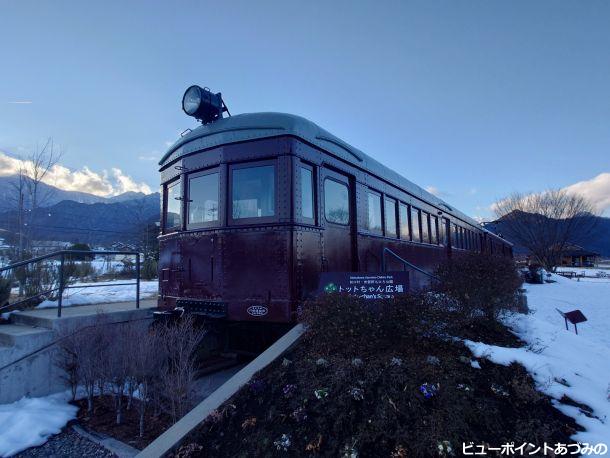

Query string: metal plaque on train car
318 272 409 300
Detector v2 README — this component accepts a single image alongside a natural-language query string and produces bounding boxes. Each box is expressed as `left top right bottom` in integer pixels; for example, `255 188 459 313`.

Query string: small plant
351 357 363 367
305 434 322 453
314 388 329 400
426 355 440 366
273 434 291 452
437 440 454 456
315 357 329 367
341 440 358 458
490 383 510 397
281 358 292 367
291 406 308 422
241 416 257 430
390 357 403 367
419 383 440 399
282 383 297 398
349 387 364 401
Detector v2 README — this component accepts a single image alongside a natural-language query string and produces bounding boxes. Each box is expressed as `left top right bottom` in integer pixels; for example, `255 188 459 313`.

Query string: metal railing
0 250 141 318
381 247 440 281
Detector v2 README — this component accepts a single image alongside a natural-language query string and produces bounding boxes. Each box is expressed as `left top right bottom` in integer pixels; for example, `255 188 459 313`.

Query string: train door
320 169 356 272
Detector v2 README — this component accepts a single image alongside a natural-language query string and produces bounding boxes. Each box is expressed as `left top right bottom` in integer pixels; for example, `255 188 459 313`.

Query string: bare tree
159 316 206 423
106 323 132 425
24 139 61 213
131 325 166 437
493 189 598 270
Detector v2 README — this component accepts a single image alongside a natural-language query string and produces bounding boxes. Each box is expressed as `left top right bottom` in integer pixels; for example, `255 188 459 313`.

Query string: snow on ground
466 273 610 448
0 392 77 457
37 280 158 308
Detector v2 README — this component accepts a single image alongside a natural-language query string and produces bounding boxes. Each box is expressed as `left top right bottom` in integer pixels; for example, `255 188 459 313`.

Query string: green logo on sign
324 282 337 293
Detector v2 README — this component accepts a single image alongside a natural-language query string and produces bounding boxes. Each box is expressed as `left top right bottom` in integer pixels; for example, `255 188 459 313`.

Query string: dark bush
67 243 94 261
0 277 10 306
300 292 464 359
142 258 158 280
435 252 524 320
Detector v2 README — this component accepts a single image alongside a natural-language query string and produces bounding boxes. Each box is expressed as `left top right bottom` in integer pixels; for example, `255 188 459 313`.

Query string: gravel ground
14 428 116 458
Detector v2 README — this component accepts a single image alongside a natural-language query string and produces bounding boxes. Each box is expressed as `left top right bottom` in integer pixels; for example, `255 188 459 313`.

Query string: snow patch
37 280 158 309
465 273 610 446
0 393 77 457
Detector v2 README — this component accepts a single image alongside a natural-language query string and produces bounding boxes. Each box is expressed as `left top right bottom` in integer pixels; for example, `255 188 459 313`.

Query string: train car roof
159 112 508 243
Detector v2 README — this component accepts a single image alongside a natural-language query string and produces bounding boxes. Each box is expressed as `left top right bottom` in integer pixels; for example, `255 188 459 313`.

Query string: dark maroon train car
157 111 512 325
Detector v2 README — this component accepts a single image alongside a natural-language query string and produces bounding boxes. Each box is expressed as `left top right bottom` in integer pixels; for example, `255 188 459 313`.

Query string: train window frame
299 162 316 224
421 211 430 243
411 206 422 243
384 197 397 238
430 215 439 245
163 177 182 233
228 159 278 225
399 203 410 240
323 177 350 226
186 168 220 230
366 189 383 235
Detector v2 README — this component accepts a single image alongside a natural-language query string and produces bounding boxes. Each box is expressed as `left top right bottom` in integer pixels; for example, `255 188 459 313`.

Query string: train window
232 165 275 219
367 191 383 234
165 179 182 230
452 224 459 248
385 198 397 237
324 179 350 225
187 171 219 226
411 207 421 242
399 204 410 239
300 166 314 220
430 216 438 244
421 211 430 243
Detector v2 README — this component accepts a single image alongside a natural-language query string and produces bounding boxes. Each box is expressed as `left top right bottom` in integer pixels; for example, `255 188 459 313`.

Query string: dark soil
166 291 582 458
74 396 172 450
176 339 579 457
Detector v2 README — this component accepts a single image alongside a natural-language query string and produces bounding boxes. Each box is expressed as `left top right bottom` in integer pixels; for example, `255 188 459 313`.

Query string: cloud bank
563 173 610 215
0 151 152 197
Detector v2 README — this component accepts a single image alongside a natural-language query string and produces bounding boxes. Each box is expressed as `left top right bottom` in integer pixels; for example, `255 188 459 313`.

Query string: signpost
556 308 588 334
318 272 409 300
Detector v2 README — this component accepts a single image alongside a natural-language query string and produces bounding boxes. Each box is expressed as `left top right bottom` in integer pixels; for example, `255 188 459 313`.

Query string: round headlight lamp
181 85 229 124
182 85 203 116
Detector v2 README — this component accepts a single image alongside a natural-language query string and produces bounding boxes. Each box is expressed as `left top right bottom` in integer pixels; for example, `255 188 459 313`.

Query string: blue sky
1 0 609 218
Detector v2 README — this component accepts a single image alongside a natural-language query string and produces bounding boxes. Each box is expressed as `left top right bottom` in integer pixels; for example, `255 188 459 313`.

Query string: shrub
434 252 524 320
300 292 459 358
0 277 10 306
142 258 158 280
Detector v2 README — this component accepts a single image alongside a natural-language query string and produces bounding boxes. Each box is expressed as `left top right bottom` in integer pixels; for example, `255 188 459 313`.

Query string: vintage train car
157 93 511 325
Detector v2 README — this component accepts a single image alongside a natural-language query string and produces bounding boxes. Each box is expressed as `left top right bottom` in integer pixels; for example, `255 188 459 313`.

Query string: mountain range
0 175 159 245
484 212 610 258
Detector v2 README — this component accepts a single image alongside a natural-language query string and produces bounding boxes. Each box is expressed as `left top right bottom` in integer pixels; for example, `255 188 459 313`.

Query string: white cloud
426 186 452 198
7 101 33 104
138 154 159 161
489 172 610 217
0 151 152 197
425 186 441 196
563 173 610 215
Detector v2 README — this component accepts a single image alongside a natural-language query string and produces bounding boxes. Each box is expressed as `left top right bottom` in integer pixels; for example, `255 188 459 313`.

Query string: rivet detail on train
247 305 269 317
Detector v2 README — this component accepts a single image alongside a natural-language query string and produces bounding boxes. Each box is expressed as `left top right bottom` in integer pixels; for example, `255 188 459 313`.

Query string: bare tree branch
493 189 598 270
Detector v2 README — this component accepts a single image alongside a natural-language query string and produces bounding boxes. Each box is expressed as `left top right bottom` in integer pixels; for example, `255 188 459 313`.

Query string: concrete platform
0 299 158 404
0 324 54 348
9 299 157 331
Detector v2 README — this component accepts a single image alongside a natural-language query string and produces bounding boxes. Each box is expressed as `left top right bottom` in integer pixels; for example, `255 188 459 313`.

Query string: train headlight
181 85 229 124
182 85 202 116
